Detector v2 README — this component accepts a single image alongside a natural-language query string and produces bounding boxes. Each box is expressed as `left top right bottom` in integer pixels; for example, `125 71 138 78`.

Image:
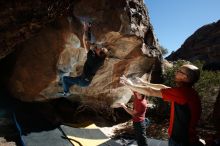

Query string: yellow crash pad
61 124 110 146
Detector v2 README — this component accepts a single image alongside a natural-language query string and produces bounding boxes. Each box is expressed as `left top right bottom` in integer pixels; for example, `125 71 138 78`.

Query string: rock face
0 0 162 106
167 20 220 70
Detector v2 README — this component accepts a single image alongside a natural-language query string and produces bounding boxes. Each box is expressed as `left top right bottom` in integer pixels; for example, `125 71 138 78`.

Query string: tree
159 45 168 56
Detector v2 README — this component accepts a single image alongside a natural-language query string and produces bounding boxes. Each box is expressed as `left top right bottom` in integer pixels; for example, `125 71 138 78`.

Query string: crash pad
22 128 72 146
61 124 120 146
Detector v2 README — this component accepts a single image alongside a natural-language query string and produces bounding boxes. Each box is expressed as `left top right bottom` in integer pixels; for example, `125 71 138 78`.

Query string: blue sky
144 0 220 56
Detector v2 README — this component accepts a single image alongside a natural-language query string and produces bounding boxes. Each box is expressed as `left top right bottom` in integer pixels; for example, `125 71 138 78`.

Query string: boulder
0 0 162 106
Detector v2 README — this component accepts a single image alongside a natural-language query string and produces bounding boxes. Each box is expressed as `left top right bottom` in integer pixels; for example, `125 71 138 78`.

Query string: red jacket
161 87 201 143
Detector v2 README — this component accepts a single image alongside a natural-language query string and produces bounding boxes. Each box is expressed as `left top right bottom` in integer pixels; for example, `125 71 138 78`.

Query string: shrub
193 60 220 100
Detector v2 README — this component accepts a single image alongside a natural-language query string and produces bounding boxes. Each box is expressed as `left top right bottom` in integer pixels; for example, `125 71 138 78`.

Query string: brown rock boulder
1 0 162 107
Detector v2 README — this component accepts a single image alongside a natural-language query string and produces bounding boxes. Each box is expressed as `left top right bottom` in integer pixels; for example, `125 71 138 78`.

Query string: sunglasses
176 69 188 76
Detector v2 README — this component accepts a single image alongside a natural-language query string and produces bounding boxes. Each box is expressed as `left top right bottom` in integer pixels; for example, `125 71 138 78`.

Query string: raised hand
120 75 133 86
135 77 149 84
114 102 125 108
83 21 88 31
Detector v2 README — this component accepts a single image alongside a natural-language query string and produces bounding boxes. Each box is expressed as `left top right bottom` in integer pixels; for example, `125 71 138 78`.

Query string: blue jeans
62 76 91 93
133 121 148 146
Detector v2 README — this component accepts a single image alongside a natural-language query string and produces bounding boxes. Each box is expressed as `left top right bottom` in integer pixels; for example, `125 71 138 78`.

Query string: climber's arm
82 22 90 52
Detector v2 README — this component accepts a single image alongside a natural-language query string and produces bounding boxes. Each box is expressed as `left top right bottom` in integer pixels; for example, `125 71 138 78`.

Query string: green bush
159 45 169 56
193 60 220 100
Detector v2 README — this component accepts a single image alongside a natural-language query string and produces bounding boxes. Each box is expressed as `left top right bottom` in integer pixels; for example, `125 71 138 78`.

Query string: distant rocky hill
167 20 220 70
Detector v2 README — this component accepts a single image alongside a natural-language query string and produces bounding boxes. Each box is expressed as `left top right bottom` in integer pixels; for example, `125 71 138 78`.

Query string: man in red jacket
120 64 203 146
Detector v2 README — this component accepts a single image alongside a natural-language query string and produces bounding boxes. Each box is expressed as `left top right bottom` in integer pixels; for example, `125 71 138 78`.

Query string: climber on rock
57 21 108 97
